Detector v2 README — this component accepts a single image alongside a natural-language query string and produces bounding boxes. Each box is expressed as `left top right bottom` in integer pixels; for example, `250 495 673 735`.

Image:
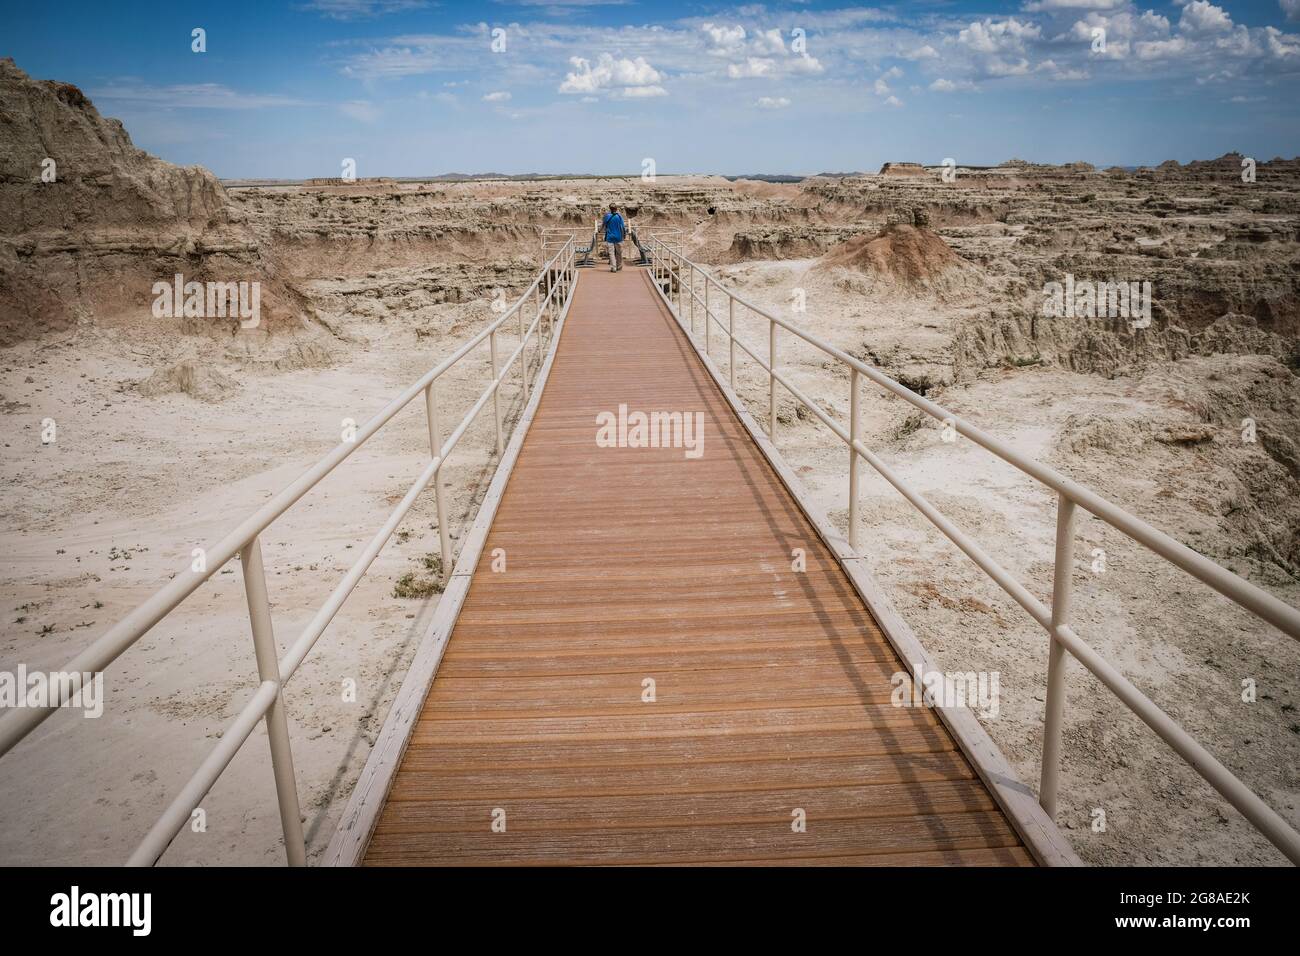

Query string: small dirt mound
138 361 239 402
1055 414 1151 456
811 224 978 298
273 340 336 371
815 224 964 282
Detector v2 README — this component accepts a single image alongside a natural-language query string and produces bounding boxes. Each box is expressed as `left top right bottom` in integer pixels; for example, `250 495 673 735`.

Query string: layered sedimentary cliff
0 58 300 344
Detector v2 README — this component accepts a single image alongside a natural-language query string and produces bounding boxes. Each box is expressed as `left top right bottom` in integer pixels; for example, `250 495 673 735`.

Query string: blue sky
6 1 1299 177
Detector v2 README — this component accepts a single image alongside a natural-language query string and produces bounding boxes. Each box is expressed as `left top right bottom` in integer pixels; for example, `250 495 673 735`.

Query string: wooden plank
438 640 899 677
387 751 977 800
374 780 998 831
400 726 954 768
660 846 1034 867
364 811 1022 866
409 704 950 743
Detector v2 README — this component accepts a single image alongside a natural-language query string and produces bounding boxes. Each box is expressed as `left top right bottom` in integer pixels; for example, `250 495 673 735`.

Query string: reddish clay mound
814 223 967 285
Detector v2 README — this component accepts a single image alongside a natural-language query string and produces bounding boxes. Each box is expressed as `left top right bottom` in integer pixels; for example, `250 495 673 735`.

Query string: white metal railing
645 236 1300 865
540 223 679 269
0 239 578 866
539 226 591 266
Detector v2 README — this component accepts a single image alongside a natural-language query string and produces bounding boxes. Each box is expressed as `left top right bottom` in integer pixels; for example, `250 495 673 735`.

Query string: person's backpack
603 213 625 243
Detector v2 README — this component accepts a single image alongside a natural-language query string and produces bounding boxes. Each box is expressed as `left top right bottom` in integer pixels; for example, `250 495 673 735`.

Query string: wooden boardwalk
362 267 1035 866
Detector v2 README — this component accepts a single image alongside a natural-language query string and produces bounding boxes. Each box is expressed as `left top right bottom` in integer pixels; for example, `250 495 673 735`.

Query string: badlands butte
2 56 1299 865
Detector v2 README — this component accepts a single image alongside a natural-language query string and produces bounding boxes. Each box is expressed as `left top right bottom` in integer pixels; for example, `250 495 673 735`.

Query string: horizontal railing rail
0 239 579 866
539 223 680 267
645 235 1300 865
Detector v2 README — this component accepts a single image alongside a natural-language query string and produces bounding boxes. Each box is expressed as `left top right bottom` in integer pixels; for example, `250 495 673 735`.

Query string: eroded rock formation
0 58 302 345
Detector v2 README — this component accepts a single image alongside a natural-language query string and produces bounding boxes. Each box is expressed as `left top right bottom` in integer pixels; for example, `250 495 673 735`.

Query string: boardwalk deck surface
363 267 1034 866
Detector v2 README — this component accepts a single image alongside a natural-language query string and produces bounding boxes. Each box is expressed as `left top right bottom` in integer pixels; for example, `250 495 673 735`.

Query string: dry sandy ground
0 301 532 865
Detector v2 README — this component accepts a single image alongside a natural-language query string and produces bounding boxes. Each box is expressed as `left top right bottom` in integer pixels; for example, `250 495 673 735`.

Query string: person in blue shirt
601 204 626 273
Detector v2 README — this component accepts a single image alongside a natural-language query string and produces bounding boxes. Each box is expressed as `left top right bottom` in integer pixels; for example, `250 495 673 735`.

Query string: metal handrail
645 235 1300 865
0 239 579 866
540 223 681 268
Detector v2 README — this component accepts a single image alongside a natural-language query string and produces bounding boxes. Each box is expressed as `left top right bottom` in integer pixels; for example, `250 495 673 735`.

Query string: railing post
489 330 504 456
1040 493 1076 818
518 305 530 403
534 283 543 346
239 535 306 867
689 265 696 334
768 318 778 441
704 278 711 355
675 253 682 312
426 383 452 585
728 297 736 391
848 368 862 553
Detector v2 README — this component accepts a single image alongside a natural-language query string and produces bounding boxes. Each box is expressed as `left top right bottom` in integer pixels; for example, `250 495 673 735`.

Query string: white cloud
986 57 1031 76
1058 8 1171 58
1179 1 1233 34
1024 0 1124 10
559 53 663 95
787 54 825 75
343 45 454 79
956 18 1041 54
340 99 380 122
482 91 512 102
755 96 790 109
621 84 667 98
871 67 903 97
302 0 428 20
1036 59 1090 80
328 7 1300 122
883 95 902 107
1264 25 1300 56
89 83 309 109
752 28 787 55
1135 36 1189 59
1213 25 1256 56
727 57 775 78
1284 0 1300 24
701 22 747 54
